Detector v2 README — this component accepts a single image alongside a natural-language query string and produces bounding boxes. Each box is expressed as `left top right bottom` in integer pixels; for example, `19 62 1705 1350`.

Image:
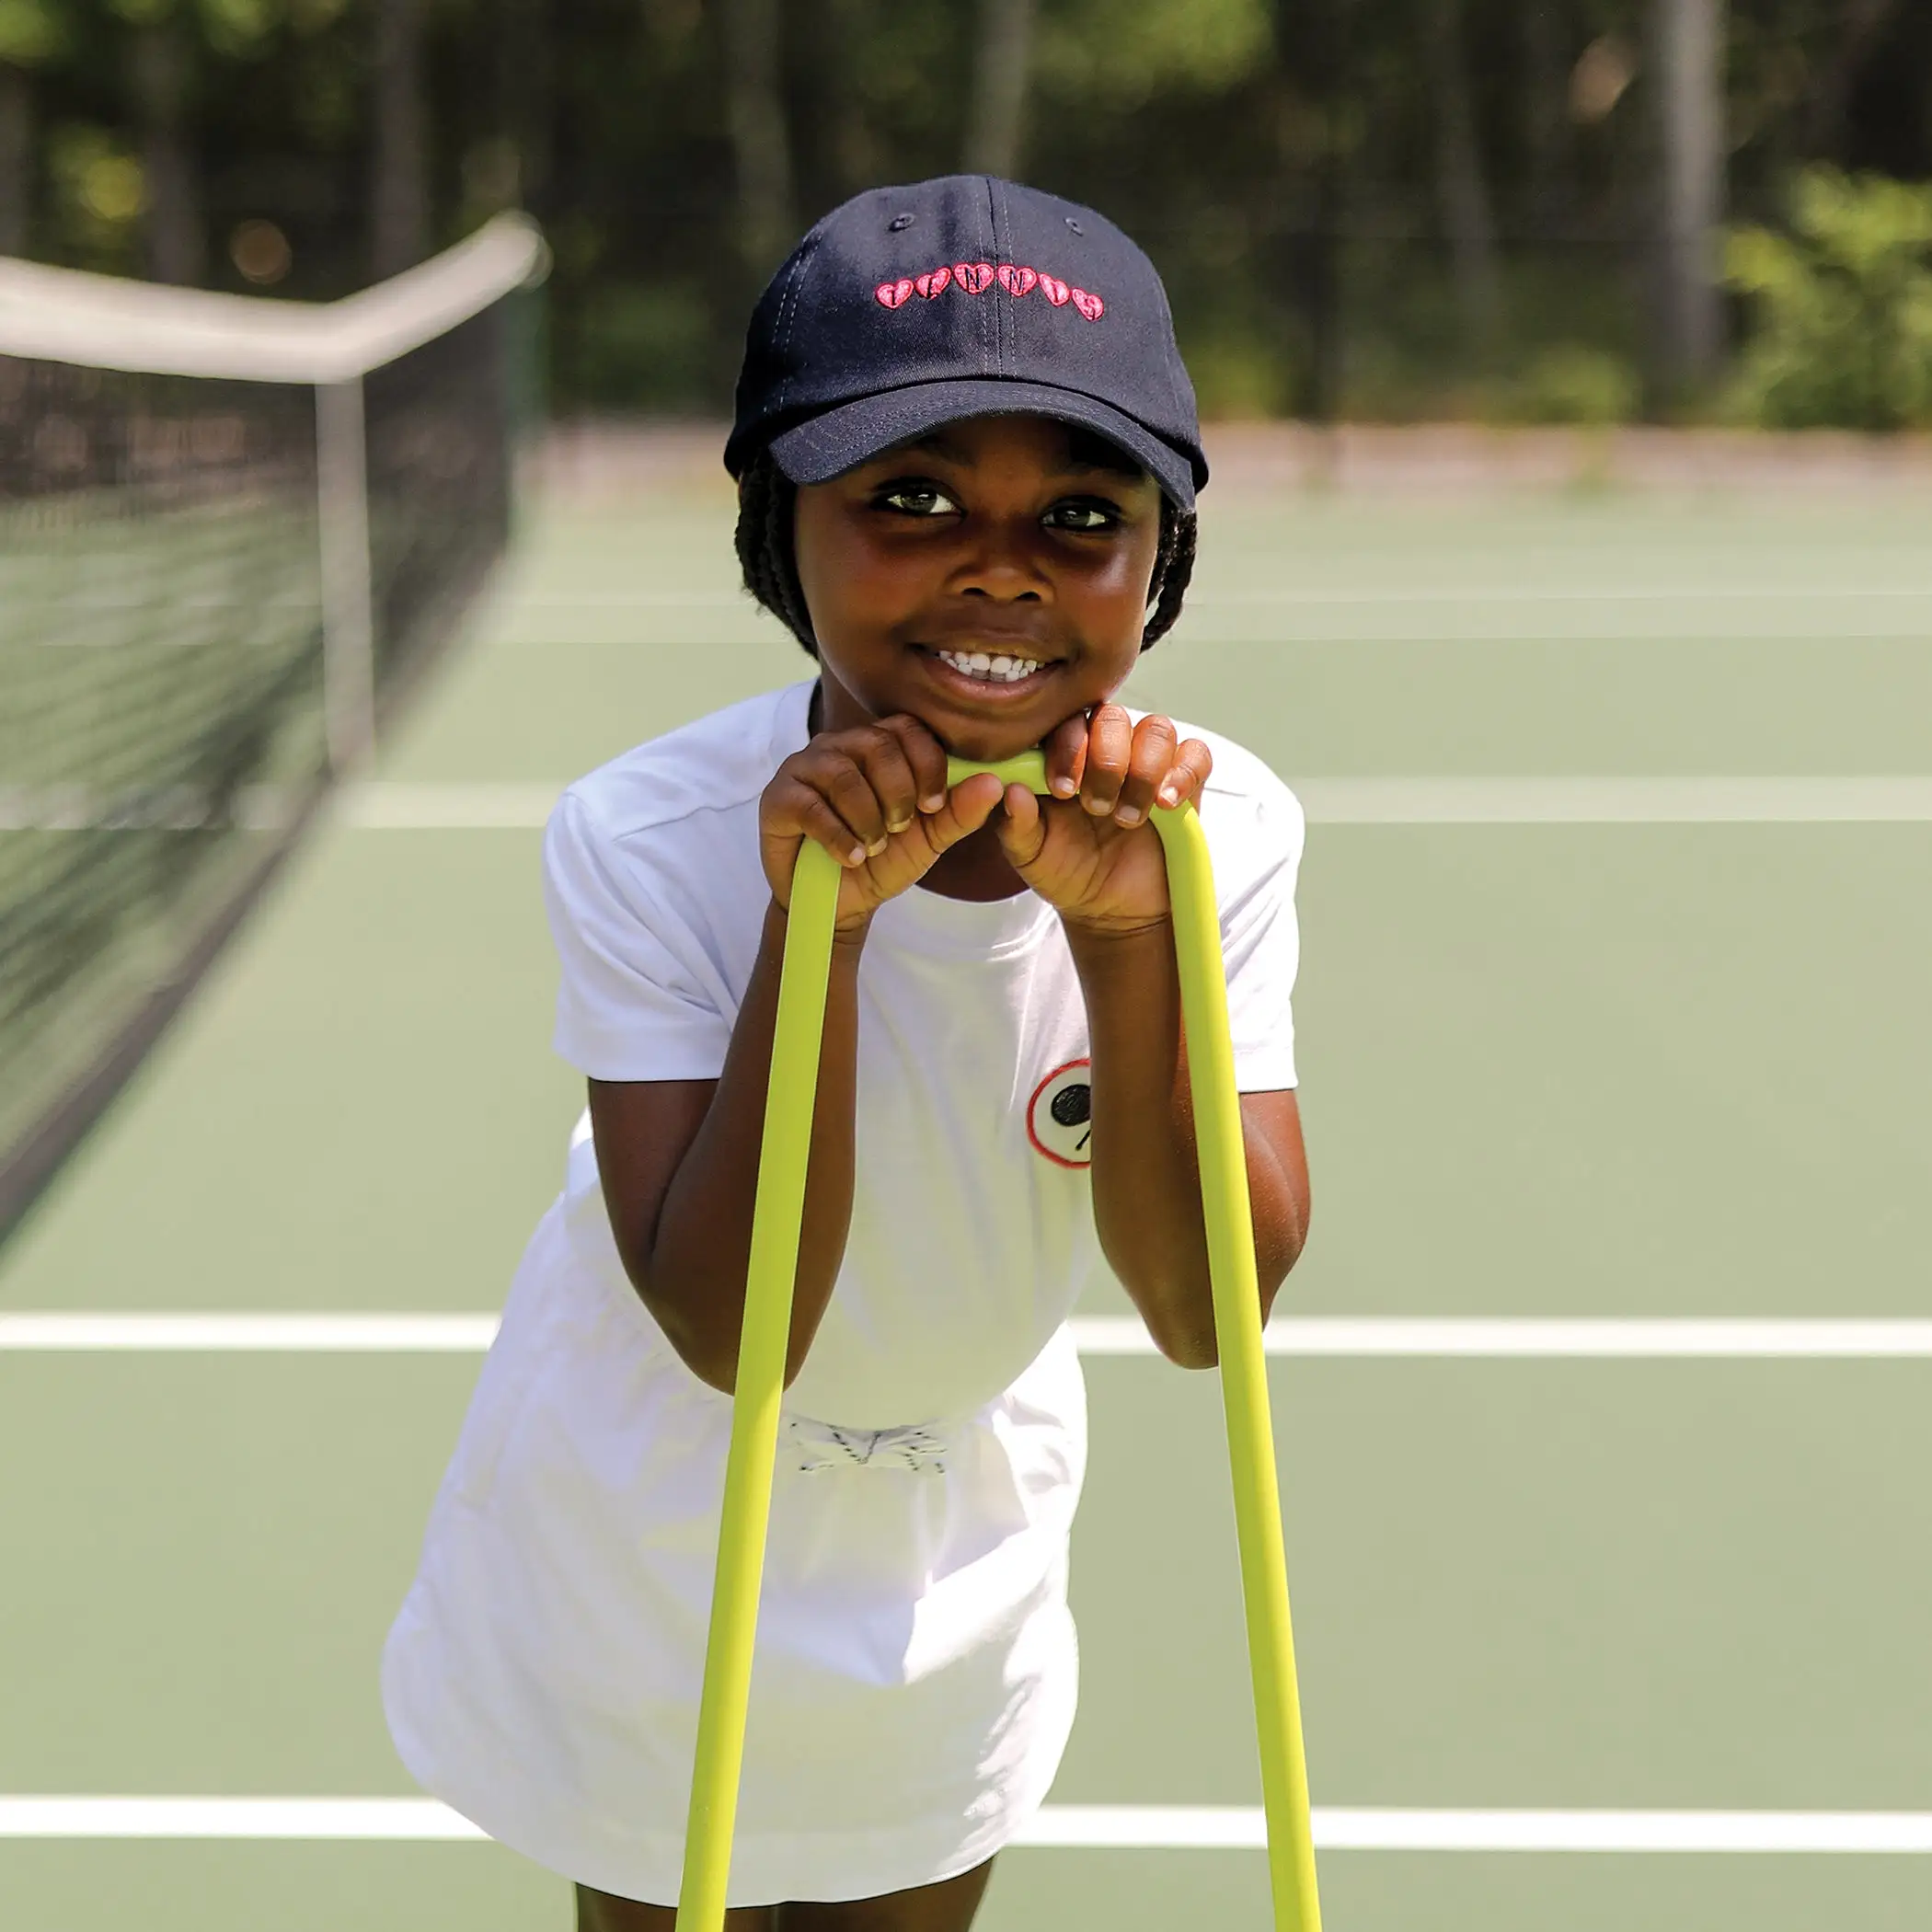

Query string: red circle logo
1027 1058 1093 1168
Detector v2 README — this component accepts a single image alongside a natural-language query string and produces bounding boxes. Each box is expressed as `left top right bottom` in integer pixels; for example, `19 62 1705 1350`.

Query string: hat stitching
769 236 816 413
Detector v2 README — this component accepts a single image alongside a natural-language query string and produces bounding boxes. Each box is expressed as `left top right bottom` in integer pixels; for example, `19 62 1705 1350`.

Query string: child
384 175 1310 1931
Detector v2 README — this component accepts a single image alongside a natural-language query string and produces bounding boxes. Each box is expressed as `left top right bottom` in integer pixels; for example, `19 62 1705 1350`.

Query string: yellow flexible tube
674 753 1320 1930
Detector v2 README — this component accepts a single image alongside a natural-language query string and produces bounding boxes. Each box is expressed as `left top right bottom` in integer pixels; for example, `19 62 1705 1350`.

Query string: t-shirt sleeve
1215 775 1305 1092
543 789 735 1083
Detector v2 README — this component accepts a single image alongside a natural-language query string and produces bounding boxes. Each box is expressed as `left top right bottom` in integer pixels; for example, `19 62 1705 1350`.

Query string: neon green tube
675 753 1321 1931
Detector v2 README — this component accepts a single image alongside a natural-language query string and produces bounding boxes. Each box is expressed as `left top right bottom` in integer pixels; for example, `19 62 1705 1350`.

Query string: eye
874 479 960 518
1043 497 1121 533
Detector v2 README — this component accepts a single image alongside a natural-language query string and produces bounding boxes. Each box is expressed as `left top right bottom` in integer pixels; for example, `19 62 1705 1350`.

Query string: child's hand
761 716 1005 937
995 706 1213 934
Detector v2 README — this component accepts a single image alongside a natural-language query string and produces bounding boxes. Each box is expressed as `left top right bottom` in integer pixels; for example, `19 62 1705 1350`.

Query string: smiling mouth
925 646 1057 686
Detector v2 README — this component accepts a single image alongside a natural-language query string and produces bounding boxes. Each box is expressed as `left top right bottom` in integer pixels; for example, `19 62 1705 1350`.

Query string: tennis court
4 443 1931 1930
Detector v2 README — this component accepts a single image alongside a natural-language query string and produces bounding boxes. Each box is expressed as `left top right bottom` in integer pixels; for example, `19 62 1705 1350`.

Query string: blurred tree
963 0 1034 178
0 0 67 253
722 0 790 278
1426 0 1501 340
371 0 426 274
1651 0 1725 392
111 0 203 283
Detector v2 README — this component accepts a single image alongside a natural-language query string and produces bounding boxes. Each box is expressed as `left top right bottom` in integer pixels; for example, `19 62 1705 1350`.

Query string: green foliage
0 0 64 65
1034 0 1270 108
1726 167 1932 431
1507 344 1642 426
571 281 716 412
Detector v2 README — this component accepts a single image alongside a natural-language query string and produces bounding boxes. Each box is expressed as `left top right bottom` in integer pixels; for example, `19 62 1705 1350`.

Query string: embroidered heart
950 261 995 294
1070 287 1104 321
875 279 914 310
914 267 951 299
1039 274 1070 306
997 264 1039 297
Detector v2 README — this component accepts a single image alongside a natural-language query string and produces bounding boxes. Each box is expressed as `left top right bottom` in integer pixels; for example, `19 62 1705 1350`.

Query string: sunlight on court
5 457 1932 1929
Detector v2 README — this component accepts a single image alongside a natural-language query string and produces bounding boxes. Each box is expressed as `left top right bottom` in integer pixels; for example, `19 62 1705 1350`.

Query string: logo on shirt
1027 1058 1093 1169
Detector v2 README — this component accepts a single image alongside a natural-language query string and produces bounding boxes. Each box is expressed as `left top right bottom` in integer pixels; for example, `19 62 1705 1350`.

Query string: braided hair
733 445 1198 660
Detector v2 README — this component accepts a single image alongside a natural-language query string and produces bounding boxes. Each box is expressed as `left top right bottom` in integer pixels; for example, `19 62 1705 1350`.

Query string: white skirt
382 1192 1088 1907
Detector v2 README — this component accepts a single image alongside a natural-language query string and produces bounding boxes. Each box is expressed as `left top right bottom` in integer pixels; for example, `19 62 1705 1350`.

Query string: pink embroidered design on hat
877 262 1102 318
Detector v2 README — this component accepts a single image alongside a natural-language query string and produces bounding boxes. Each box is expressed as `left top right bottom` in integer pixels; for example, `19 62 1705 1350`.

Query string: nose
951 513 1047 603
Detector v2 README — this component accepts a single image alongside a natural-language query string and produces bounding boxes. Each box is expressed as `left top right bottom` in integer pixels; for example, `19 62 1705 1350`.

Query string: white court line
335 778 1932 831
5 1313 1932 1358
2 1798 1929 1853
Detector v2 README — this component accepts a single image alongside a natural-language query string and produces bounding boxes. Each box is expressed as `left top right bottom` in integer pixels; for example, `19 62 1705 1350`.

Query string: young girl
384 175 1310 1930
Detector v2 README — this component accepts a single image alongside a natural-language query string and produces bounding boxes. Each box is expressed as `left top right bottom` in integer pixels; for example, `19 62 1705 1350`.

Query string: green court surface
6 464 1932 1929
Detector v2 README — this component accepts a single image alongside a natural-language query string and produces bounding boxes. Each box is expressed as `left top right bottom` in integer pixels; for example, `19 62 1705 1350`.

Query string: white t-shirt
382 679 1302 1907
545 678 1301 1428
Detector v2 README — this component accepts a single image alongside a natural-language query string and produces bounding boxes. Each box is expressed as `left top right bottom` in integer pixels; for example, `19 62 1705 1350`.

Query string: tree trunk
372 0 429 279
1276 0 1351 421
1522 0 1574 232
131 26 203 286
1426 0 1501 343
721 0 792 279
1650 0 1724 393
962 0 1036 179
1801 0 1899 160
0 65 29 257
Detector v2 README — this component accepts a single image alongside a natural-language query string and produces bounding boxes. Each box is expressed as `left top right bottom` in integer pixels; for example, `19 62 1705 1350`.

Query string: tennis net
0 215 546 1237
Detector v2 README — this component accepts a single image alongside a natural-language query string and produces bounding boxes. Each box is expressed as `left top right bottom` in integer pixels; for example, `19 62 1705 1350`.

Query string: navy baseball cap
725 176 1206 510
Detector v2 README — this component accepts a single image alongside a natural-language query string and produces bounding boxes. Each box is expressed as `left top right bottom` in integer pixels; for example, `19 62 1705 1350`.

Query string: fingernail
1085 796 1110 814
1117 806 1143 825
846 845 867 865
888 817 911 834
1158 785 1179 807
1052 776 1076 798
922 794 946 813
867 836 889 857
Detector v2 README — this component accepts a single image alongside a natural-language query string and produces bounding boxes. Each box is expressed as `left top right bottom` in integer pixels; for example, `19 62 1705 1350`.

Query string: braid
1141 500 1197 650
733 445 1199 658
734 451 819 656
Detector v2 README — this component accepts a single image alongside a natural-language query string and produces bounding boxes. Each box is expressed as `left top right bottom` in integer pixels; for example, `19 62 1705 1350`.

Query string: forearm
639 903 864 1392
1070 919 1304 1368
1068 918 1221 1362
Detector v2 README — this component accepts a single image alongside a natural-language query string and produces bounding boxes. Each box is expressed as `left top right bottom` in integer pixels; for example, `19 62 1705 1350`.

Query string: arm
999 705 1310 1367
587 717 1001 1395
588 908 866 1396
1070 917 1309 1366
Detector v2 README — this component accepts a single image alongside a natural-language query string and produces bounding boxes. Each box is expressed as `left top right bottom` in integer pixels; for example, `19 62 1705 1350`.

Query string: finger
1042 712 1088 801
994 781 1045 868
770 776 868 867
1113 714 1178 826
922 770 1003 854
1079 704 1134 817
811 751 891 855
1156 737 1214 811
876 715 952 816
846 724 922 837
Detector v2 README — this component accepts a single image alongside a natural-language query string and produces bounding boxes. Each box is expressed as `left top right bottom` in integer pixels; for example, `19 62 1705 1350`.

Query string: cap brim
767 379 1201 511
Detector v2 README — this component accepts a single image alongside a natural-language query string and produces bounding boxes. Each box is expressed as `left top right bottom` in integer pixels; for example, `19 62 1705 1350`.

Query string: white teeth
936 648 1048 684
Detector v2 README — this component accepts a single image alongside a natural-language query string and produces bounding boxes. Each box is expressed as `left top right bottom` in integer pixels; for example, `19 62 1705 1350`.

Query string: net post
316 376 376 775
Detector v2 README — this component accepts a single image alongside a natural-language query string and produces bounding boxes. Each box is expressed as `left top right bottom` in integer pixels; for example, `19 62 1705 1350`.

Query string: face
791 414 1166 763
